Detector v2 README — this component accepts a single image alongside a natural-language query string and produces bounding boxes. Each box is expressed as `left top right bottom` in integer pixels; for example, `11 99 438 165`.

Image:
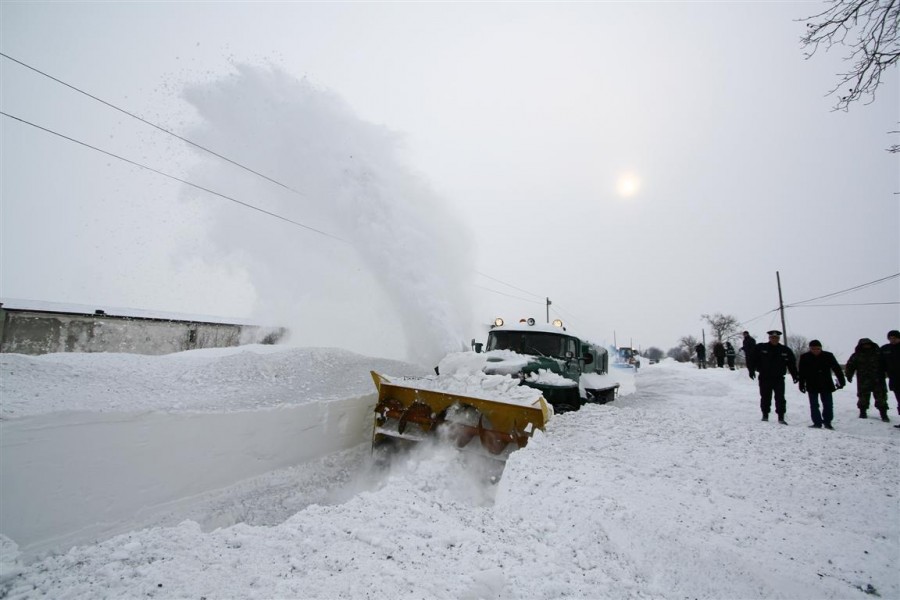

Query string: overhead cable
474 271 544 300
3 52 554 309
790 301 900 307
472 284 543 305
0 52 306 197
784 273 899 308
0 111 345 242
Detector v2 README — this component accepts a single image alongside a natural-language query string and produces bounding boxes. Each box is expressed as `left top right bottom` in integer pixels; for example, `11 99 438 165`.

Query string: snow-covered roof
0 298 261 327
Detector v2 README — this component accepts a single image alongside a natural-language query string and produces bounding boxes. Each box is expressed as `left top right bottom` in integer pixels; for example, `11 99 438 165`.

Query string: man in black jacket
880 330 900 428
798 340 846 429
749 330 799 424
741 331 756 370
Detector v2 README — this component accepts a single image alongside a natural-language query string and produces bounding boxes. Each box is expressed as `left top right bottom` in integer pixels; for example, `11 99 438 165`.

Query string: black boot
761 414 769 422
859 409 867 419
880 409 890 422
778 416 788 425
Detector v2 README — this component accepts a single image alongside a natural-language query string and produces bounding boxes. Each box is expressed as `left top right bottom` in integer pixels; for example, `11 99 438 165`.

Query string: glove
847 376 853 383
792 377 799 384
799 385 806 393
749 372 756 380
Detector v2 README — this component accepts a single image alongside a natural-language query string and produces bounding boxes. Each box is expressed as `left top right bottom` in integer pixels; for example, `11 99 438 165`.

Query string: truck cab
477 318 617 412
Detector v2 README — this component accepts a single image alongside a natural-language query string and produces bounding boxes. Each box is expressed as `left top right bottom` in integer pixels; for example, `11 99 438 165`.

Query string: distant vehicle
613 346 641 370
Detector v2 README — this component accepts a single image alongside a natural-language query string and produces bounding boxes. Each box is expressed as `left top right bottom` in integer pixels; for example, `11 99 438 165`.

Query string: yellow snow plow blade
371 371 551 457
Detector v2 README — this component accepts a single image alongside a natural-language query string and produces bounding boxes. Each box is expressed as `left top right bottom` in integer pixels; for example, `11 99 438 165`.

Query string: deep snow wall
0 395 375 559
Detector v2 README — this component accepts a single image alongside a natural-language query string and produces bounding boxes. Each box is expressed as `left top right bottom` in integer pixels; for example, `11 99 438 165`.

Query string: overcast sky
1 1 897 363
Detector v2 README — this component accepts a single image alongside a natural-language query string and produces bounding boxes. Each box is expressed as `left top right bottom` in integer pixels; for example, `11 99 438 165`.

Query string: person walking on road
846 338 890 421
713 341 726 368
725 342 737 370
880 330 900 428
695 343 707 369
749 330 799 424
798 340 845 430
741 331 756 370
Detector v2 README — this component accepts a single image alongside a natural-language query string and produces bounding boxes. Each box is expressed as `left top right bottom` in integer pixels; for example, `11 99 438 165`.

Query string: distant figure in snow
846 338 889 421
797 340 845 430
695 343 707 369
724 342 736 370
740 331 756 370
879 330 900 429
713 341 726 368
748 330 798 424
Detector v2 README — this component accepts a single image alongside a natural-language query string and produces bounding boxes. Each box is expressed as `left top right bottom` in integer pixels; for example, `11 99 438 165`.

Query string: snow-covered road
1 347 897 599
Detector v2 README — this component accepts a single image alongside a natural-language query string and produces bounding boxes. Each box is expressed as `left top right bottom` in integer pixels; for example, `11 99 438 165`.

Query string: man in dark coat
695 343 707 369
749 330 798 424
878 330 900 428
846 337 889 421
725 342 737 370
713 341 726 368
741 331 756 370
798 340 845 429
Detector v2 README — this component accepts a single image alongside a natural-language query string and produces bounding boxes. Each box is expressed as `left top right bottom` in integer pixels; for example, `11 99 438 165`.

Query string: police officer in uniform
749 330 799 424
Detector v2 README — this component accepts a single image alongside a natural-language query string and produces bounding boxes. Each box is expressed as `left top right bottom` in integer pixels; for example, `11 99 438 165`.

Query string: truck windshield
486 331 575 359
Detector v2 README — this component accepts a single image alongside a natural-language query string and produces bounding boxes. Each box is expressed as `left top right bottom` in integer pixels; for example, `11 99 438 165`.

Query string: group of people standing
694 341 737 369
741 329 900 429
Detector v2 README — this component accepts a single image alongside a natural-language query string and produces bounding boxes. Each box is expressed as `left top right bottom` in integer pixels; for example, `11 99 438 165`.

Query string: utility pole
546 297 551 324
776 271 788 342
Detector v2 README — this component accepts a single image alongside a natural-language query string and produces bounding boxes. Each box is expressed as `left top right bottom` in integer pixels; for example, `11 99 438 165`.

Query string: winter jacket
695 344 706 359
713 343 726 359
798 350 845 393
725 344 736 358
749 342 798 380
846 338 887 393
741 335 756 356
879 342 900 391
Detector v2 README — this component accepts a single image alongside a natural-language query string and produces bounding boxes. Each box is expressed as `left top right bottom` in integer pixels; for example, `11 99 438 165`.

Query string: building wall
0 309 285 355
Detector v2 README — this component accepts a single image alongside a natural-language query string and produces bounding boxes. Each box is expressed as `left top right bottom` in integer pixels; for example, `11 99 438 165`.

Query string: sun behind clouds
616 172 641 198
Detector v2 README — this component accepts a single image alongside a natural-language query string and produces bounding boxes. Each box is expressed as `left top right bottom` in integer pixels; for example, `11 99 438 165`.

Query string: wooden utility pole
776 271 788 342
546 297 551 324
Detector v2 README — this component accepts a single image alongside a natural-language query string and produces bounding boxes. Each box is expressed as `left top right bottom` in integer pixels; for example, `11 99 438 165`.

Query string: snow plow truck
371 317 619 459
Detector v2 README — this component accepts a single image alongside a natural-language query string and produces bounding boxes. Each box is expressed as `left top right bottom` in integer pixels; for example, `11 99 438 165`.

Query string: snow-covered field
1 346 898 599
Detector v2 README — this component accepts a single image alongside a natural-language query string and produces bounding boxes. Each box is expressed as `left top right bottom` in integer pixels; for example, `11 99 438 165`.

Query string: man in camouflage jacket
846 338 889 421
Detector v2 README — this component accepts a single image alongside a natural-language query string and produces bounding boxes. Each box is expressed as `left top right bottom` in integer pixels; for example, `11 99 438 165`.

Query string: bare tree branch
801 0 899 112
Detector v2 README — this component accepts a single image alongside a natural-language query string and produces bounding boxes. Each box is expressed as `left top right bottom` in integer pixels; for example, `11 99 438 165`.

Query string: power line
0 52 307 198
2 52 560 311
474 271 544 300
0 111 346 242
790 301 900 308
784 273 899 308
472 284 543 305
737 308 779 328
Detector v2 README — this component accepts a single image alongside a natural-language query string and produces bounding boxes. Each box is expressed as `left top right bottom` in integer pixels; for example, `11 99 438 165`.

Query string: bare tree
667 346 690 362
786 334 809 362
801 0 900 151
701 313 741 343
678 335 700 363
644 346 665 361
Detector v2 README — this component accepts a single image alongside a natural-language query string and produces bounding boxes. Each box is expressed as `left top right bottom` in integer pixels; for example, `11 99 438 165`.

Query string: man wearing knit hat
880 330 900 428
798 340 846 429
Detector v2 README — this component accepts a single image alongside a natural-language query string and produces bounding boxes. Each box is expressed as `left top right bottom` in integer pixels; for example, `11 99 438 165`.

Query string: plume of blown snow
179 65 474 366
